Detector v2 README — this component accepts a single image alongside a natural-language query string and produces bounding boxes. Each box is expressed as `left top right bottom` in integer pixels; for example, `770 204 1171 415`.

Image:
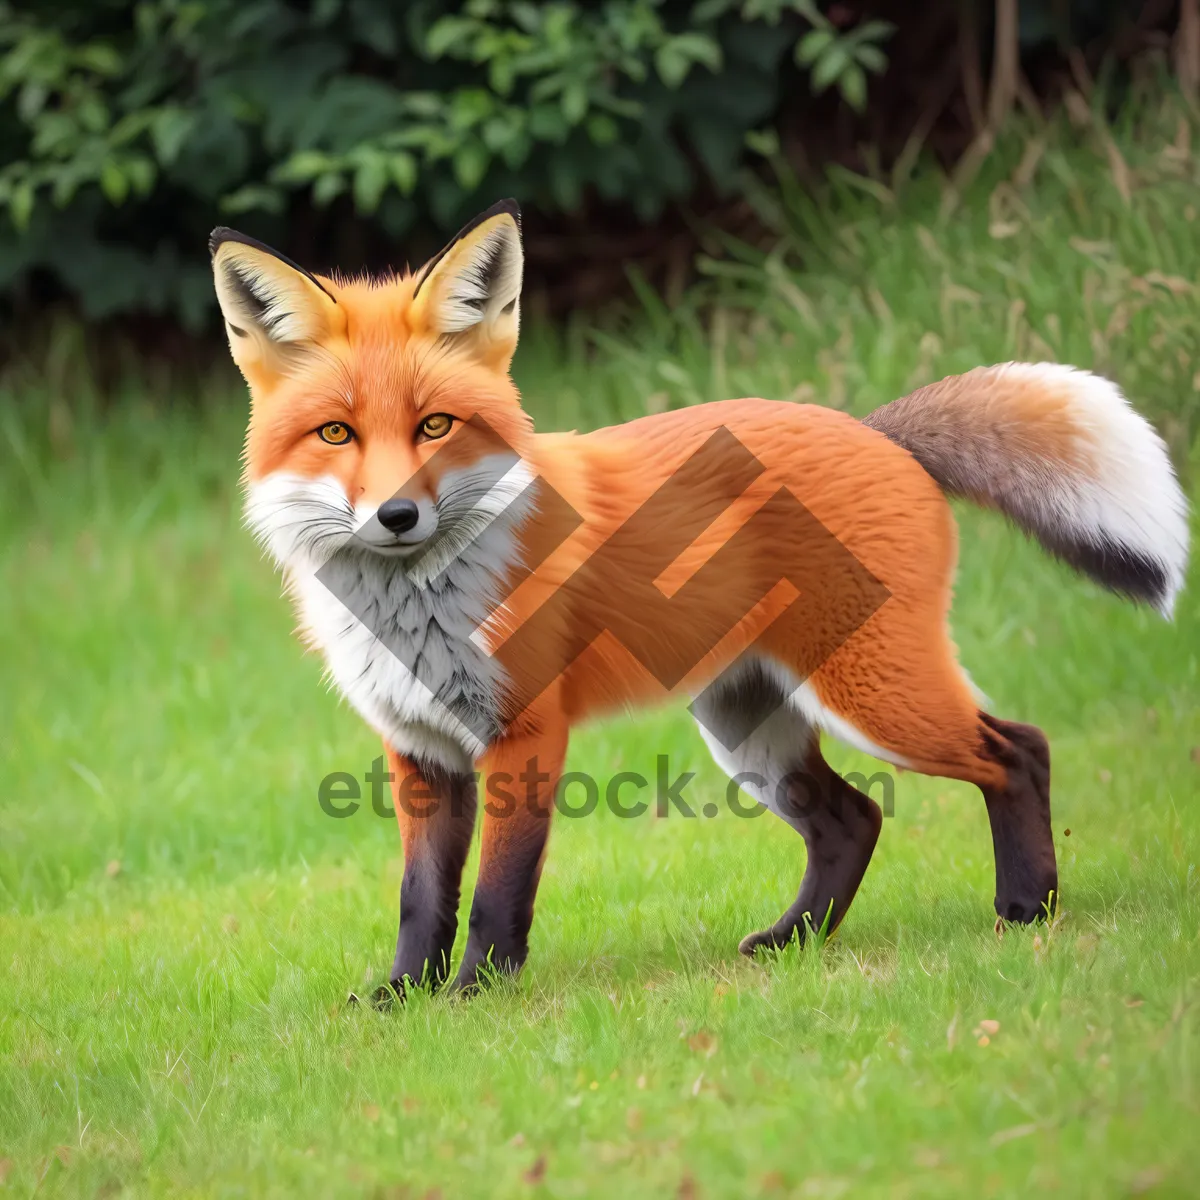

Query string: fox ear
410 199 523 367
209 228 341 383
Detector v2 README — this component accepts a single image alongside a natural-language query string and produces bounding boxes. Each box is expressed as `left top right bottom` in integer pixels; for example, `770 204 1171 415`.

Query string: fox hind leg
692 662 883 956
977 714 1057 923
802 635 1059 925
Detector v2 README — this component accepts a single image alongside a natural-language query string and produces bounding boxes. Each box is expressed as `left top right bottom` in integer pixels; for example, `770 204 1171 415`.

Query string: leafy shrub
0 0 872 325
0 0 1160 327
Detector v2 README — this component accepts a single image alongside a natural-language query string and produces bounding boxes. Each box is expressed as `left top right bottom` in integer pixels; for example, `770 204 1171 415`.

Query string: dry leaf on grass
990 1122 1038 1147
1130 1167 1166 1194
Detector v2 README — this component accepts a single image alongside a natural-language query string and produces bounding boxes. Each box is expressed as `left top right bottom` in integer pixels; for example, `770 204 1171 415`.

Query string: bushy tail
864 362 1189 616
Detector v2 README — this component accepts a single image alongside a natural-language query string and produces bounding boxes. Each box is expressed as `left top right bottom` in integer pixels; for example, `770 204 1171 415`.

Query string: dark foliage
0 0 1174 327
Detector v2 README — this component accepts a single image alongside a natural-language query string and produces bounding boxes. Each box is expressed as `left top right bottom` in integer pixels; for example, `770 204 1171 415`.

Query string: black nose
376 498 420 534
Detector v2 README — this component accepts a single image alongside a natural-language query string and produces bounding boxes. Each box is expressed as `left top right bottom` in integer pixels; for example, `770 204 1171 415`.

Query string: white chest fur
292 549 506 769
246 464 535 769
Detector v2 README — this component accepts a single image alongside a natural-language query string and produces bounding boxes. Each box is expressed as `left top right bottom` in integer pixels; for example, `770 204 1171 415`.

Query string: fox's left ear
410 199 523 368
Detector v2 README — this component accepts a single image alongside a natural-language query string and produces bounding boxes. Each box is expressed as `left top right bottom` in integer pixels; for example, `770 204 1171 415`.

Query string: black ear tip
488 198 521 227
205 229 338 304
209 227 239 258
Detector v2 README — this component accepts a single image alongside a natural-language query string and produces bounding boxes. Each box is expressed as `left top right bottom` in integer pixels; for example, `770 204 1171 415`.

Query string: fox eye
317 422 354 445
419 413 454 440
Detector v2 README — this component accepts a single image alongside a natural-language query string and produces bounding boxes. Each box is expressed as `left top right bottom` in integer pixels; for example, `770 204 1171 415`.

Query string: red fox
211 200 1189 998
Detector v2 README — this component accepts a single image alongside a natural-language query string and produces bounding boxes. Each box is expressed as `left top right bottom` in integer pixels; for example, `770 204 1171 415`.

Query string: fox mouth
245 458 536 578
353 506 439 556
348 457 533 565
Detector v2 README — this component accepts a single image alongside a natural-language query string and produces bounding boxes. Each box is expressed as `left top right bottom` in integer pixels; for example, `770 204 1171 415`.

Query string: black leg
979 714 1058 923
374 755 476 1005
451 736 562 993
739 747 883 956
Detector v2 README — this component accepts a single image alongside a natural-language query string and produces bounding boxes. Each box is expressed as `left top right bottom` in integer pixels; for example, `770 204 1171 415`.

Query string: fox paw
738 928 791 957
346 981 406 1010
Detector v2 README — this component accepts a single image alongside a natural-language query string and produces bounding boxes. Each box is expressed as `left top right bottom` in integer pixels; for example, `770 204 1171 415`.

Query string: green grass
2 88 1200 1198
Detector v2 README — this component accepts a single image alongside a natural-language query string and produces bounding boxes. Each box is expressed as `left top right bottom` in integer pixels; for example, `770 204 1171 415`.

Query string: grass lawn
2 93 1199 1197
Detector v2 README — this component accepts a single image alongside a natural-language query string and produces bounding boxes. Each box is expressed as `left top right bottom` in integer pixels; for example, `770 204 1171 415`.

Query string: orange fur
227 247 995 789
534 403 992 784
218 203 1184 980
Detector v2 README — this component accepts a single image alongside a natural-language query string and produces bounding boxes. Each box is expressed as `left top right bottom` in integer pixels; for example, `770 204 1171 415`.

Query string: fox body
212 201 1189 996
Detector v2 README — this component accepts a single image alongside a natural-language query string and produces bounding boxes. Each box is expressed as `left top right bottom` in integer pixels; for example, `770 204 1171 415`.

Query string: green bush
0 0 881 326
0 0 1152 328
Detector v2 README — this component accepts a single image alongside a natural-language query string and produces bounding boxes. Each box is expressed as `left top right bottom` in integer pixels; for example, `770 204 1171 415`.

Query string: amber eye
419 413 454 440
317 422 353 445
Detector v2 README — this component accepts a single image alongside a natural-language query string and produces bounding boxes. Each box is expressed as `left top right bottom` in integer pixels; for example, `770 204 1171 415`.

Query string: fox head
211 200 534 571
